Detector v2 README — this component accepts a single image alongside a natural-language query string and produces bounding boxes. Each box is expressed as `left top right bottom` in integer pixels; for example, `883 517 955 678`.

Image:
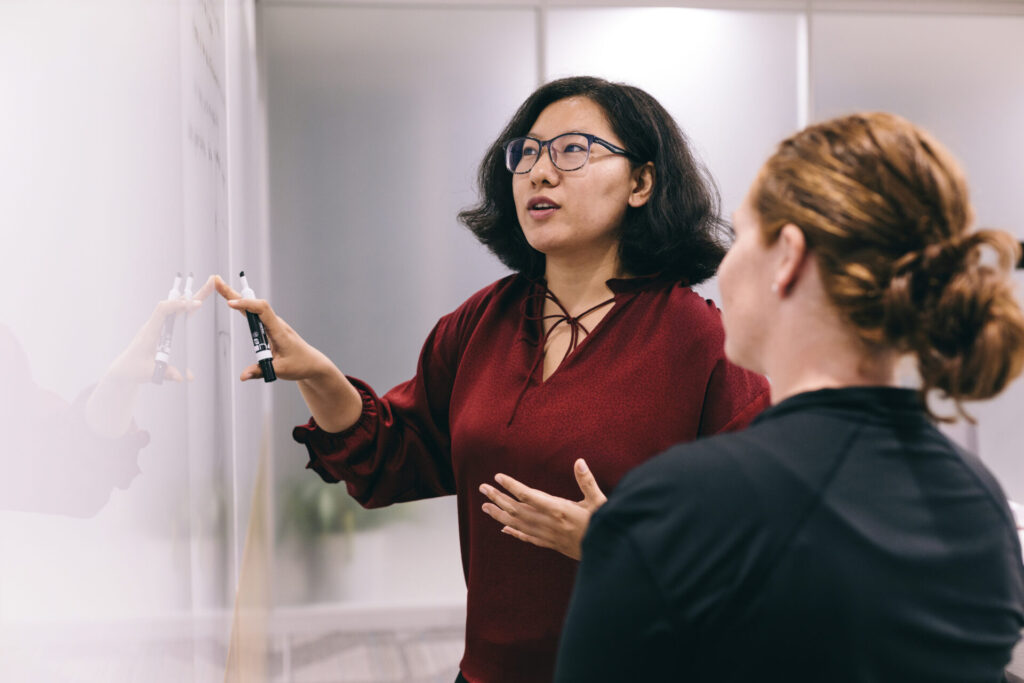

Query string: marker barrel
153 273 183 384
152 315 177 384
245 310 276 382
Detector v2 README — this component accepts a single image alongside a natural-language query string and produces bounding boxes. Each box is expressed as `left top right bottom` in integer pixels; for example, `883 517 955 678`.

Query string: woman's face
718 185 777 374
512 97 641 265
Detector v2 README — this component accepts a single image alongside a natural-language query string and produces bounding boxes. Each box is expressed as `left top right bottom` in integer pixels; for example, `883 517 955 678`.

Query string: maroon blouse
293 274 770 683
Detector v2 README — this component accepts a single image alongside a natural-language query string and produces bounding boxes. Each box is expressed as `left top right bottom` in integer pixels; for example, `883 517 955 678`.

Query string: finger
240 363 263 381
164 365 185 382
227 297 269 316
493 473 559 512
479 482 522 513
192 274 217 303
213 274 242 301
227 298 285 335
480 502 548 537
574 459 607 506
185 368 195 382
147 299 188 332
481 501 514 526
480 485 549 526
156 298 189 315
138 298 189 347
500 525 553 551
227 296 279 332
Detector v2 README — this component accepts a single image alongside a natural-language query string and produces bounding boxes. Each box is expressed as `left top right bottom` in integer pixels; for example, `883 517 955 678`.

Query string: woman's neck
765 325 901 405
543 249 624 316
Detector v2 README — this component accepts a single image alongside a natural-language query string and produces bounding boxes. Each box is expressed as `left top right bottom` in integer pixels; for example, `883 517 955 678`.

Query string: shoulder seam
590 513 685 637
727 421 868 608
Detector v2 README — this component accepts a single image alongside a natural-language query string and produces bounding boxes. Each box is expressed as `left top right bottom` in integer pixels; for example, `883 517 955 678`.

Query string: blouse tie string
507 287 617 427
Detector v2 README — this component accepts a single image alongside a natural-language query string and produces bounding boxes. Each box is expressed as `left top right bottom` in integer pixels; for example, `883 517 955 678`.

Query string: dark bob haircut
458 76 727 284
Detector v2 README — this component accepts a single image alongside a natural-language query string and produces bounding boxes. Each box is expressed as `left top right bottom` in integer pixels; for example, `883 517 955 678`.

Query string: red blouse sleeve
697 356 771 436
291 305 471 508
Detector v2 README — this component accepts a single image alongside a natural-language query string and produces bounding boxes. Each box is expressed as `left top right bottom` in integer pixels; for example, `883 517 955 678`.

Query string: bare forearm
297 359 364 432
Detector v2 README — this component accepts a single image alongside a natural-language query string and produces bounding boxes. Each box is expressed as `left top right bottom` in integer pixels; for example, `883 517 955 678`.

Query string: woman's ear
628 162 656 208
774 223 808 296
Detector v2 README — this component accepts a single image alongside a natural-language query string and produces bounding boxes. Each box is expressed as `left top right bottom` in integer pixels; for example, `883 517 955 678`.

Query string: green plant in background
277 475 408 541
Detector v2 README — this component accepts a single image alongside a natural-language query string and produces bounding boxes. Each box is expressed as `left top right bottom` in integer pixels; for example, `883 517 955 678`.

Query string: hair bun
881 235 966 347
894 230 1024 412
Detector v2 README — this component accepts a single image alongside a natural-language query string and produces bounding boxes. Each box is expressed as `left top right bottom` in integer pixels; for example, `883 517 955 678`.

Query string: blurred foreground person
556 112 1024 682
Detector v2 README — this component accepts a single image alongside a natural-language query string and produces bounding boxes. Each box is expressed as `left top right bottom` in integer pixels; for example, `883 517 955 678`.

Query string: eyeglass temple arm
592 136 639 160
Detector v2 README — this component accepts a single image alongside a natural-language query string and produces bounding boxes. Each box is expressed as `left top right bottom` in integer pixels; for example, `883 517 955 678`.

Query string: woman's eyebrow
524 129 587 139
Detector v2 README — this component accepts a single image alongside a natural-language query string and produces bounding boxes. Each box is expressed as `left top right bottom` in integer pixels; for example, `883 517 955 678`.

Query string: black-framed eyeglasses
503 133 636 174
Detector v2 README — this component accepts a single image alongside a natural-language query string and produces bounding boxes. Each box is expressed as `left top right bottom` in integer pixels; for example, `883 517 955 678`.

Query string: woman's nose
528 144 559 184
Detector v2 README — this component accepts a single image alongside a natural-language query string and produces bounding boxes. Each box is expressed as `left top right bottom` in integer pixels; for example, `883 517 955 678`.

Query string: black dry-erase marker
152 272 185 384
239 271 276 382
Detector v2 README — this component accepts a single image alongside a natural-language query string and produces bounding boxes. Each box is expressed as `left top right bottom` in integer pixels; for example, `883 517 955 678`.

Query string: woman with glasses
216 76 769 683
555 112 1024 682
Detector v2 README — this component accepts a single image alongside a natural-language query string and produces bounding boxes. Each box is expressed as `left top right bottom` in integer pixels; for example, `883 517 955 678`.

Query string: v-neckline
504 275 660 426
535 294 619 384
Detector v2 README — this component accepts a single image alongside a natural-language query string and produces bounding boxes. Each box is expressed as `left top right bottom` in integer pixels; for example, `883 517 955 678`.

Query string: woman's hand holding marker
212 275 363 432
213 275 329 382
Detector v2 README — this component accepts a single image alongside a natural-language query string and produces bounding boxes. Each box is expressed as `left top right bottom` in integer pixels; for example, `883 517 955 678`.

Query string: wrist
307 352 344 385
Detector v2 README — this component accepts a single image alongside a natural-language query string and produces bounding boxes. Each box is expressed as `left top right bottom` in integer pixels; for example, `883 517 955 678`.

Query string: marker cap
259 358 277 382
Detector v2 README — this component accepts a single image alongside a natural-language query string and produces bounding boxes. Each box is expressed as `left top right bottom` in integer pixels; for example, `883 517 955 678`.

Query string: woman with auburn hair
556 112 1024 682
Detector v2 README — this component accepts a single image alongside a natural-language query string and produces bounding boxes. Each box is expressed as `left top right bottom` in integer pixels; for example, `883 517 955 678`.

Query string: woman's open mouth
527 196 560 219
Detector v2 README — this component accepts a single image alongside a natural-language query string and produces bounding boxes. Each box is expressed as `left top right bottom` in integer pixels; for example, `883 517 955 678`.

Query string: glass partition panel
0 1 269 680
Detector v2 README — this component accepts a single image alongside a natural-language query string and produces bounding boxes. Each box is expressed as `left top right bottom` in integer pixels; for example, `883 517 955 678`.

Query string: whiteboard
0 1 270 680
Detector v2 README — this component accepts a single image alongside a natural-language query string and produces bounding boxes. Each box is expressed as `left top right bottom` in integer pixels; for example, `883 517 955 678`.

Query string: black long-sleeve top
555 387 1024 682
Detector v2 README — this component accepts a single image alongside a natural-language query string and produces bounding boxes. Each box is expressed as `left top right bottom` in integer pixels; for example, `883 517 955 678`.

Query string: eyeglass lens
506 134 591 173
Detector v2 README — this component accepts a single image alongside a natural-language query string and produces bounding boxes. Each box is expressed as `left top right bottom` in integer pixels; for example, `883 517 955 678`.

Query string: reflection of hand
212 275 335 382
85 278 211 437
479 459 607 561
110 298 193 384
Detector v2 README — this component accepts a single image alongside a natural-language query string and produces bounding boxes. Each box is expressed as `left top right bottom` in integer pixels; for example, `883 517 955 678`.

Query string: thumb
574 459 606 507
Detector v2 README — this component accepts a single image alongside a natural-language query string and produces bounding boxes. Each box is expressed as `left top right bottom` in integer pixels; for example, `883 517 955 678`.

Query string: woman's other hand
479 458 607 561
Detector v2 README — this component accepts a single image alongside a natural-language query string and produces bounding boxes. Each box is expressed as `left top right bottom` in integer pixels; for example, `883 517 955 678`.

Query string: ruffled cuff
291 377 378 483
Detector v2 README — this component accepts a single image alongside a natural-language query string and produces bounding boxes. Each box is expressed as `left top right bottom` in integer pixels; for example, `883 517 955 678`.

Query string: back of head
754 112 1024 417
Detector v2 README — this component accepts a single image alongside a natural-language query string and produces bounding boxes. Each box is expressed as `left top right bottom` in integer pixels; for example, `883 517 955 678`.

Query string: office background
1 0 1022 680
